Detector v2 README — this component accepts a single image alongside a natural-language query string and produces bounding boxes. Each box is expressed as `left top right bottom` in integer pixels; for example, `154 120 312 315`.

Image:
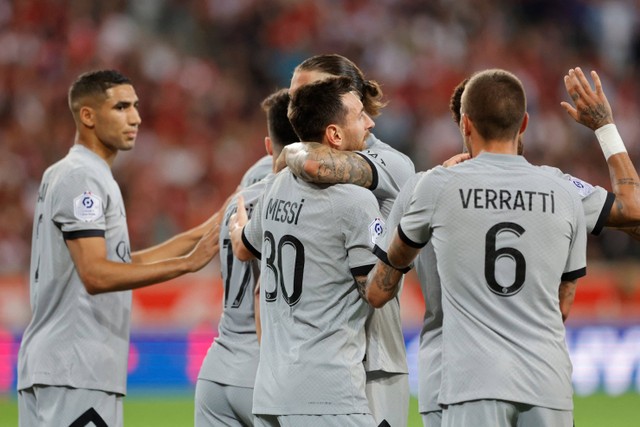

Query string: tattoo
288 143 373 187
578 104 609 129
355 275 368 299
377 263 401 296
616 178 640 187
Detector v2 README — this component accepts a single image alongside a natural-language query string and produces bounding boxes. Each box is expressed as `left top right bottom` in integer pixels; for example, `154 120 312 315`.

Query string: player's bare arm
363 261 404 308
386 229 421 271
559 280 578 322
229 195 255 261
276 141 373 187
67 226 218 295
561 67 640 228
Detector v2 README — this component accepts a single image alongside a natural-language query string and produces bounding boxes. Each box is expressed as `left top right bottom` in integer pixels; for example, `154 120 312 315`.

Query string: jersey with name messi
399 152 586 410
242 169 381 415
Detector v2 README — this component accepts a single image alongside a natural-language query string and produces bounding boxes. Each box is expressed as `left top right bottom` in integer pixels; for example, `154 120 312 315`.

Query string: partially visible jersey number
222 239 253 308
484 222 526 297
263 231 305 307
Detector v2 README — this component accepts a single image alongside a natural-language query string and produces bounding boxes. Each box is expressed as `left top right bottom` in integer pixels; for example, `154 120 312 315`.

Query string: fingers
442 153 471 168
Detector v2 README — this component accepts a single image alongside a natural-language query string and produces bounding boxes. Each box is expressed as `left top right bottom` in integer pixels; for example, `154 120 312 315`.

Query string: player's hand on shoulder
442 152 471 168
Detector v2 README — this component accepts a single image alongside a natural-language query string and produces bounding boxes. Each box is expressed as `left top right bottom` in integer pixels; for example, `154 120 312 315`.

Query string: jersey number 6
484 222 526 297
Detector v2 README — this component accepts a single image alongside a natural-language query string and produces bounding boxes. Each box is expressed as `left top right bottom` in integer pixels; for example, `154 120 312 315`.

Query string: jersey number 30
264 231 305 307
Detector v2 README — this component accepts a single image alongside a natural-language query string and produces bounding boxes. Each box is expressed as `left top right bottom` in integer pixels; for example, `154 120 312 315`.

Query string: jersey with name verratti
198 174 274 388
399 152 587 410
242 169 382 415
376 164 611 413
18 144 132 395
359 133 415 375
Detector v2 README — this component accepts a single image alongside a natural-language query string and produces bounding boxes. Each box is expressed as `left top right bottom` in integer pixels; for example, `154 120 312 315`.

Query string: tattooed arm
362 261 405 308
275 142 374 187
561 67 640 227
559 280 578 323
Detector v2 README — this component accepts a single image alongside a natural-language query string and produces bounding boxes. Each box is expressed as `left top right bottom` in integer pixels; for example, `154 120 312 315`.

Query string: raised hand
560 67 613 130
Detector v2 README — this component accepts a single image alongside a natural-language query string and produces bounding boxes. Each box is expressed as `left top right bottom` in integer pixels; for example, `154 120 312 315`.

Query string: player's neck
74 133 117 167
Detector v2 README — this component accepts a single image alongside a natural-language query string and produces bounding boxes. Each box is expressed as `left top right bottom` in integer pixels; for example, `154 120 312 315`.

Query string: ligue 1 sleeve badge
369 217 384 246
73 191 103 222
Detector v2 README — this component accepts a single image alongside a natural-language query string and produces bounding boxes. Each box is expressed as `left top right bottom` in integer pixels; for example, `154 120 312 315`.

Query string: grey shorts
442 399 572 427
194 379 254 426
18 385 122 427
365 371 409 427
254 413 376 427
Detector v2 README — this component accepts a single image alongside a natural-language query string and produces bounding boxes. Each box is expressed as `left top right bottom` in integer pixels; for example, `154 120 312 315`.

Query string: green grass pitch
1 393 638 426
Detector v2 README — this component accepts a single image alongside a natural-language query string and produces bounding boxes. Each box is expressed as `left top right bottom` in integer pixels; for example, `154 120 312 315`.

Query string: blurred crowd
2 0 640 275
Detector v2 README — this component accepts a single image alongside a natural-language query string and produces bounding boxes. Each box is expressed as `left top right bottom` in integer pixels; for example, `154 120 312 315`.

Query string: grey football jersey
239 155 272 189
539 165 614 235
197 175 273 388
373 172 443 413
18 144 132 395
359 133 415 375
399 153 587 410
377 166 614 414
242 169 382 415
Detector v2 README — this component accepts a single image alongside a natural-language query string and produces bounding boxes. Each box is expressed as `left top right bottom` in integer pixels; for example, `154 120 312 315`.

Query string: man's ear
79 106 96 129
325 124 342 149
461 114 470 136
519 112 529 135
265 136 273 156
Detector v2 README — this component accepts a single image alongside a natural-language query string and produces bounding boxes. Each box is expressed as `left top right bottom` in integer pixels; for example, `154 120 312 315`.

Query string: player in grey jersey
230 77 381 426
195 88 299 426
367 67 640 427
368 69 587 427
275 54 415 427
17 70 219 427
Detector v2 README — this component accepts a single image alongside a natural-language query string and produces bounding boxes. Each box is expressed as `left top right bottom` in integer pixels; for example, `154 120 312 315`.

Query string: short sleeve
52 169 107 239
339 186 383 276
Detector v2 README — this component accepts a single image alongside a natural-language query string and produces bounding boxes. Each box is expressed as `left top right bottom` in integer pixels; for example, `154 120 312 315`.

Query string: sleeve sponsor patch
73 192 103 222
567 176 595 199
369 217 385 246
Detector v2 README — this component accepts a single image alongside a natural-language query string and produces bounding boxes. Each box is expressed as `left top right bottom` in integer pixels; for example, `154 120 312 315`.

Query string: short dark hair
462 69 526 141
288 77 355 142
295 54 386 117
449 78 469 126
68 70 132 115
260 88 298 148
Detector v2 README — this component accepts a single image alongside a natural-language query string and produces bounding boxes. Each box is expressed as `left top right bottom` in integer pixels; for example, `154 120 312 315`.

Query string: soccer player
194 88 299 427
230 76 382 426
372 67 640 427
17 70 219 427
276 54 415 427
368 69 587 426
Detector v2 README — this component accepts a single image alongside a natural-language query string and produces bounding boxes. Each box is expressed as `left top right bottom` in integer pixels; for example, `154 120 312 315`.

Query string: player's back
247 169 381 415
401 152 587 410
198 176 272 388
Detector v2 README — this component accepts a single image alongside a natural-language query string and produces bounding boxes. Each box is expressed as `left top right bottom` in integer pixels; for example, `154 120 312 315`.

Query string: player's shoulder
363 134 415 165
240 155 272 188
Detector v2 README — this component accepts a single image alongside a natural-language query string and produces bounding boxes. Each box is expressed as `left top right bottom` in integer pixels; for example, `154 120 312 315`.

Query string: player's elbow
366 292 388 309
80 273 109 295
75 265 111 295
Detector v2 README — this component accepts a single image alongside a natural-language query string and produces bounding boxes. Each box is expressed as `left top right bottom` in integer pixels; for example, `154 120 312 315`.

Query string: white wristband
595 123 627 160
